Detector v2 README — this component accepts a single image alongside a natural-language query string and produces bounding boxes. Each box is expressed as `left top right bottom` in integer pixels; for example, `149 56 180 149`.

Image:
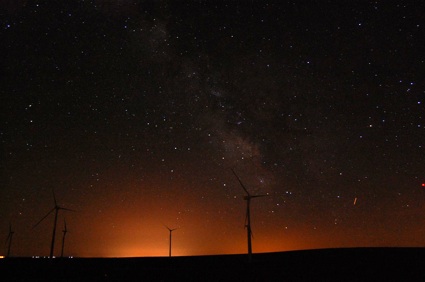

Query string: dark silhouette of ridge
1 248 425 281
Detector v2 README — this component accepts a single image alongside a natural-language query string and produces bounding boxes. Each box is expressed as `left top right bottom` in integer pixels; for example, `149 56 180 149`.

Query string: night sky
1 1 425 258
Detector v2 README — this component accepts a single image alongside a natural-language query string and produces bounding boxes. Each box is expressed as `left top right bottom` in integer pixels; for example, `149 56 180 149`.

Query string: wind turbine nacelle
243 196 250 200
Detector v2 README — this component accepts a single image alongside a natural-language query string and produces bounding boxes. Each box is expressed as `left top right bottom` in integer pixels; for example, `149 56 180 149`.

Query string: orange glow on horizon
7 172 425 258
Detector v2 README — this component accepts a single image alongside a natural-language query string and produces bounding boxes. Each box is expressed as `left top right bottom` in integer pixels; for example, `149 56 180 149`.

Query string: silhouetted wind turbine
165 225 178 257
5 222 14 257
32 191 75 258
231 169 268 262
60 219 68 258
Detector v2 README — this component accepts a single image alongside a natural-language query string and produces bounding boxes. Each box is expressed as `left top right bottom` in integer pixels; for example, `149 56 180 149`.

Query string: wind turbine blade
59 207 76 212
5 222 11 243
5 222 12 244
52 190 57 206
251 194 268 198
164 225 171 231
231 169 250 196
64 219 67 231
32 207 55 229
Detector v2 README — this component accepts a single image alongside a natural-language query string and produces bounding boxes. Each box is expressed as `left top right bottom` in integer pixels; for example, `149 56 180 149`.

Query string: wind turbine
5 222 14 257
165 225 178 257
231 169 268 262
32 191 75 258
60 219 68 258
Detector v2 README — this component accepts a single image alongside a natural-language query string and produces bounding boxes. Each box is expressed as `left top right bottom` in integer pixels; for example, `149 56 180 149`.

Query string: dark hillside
1 248 424 281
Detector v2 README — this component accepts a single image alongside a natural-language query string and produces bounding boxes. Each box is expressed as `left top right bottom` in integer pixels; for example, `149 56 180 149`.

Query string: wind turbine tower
231 169 267 262
33 191 75 258
165 226 178 257
60 219 68 258
5 222 14 257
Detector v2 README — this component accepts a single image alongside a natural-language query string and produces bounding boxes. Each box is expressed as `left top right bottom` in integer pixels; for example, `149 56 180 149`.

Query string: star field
1 1 425 257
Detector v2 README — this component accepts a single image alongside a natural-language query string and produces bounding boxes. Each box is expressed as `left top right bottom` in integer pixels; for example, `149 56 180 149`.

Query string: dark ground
1 248 425 281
